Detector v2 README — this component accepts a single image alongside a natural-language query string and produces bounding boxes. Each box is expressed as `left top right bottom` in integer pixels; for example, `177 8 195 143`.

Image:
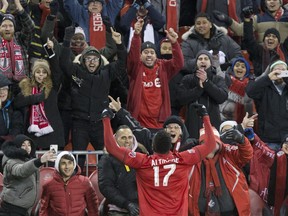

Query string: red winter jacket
249 134 275 202
39 167 99 216
127 34 184 123
188 139 253 216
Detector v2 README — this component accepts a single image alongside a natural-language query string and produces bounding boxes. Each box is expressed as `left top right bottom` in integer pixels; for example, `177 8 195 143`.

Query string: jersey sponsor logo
142 78 161 88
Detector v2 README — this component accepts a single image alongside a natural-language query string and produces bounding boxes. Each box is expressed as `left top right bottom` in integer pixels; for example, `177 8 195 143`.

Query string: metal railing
36 150 104 176
0 150 104 177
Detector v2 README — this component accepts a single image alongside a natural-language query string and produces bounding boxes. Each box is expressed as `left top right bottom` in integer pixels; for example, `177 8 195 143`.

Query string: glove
213 10 233 26
223 129 245 144
242 6 254 19
101 108 115 119
30 88 45 104
244 128 255 140
49 0 59 16
126 202 139 216
63 26 75 46
132 0 142 10
192 103 208 117
102 16 112 32
208 37 221 55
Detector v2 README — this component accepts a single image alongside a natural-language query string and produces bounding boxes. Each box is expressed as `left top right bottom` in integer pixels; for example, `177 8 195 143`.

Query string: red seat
89 170 104 204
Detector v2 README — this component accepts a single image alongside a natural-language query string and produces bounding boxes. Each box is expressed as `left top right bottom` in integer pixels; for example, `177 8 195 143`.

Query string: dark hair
152 130 172 154
195 12 212 23
61 154 74 162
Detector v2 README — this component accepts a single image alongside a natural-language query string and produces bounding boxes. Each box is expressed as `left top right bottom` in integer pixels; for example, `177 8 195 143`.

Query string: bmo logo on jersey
143 78 161 88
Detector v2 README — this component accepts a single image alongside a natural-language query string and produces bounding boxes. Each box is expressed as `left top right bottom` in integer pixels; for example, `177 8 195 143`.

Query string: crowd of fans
0 0 287 215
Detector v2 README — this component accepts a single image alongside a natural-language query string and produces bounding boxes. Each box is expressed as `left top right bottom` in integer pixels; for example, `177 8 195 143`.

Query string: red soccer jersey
103 116 216 216
124 150 201 216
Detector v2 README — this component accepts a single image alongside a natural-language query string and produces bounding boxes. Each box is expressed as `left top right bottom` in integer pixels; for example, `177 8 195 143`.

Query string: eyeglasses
165 125 181 130
84 56 100 63
0 87 9 92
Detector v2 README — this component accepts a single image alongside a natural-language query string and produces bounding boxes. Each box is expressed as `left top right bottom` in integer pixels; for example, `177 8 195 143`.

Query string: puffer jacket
1 135 40 214
39 166 98 216
181 25 241 73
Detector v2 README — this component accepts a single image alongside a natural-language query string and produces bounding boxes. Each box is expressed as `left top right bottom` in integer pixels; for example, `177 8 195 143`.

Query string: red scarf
229 76 249 123
166 0 178 31
1 39 26 81
274 7 284 21
39 3 50 28
89 13 106 49
28 87 53 137
203 153 222 198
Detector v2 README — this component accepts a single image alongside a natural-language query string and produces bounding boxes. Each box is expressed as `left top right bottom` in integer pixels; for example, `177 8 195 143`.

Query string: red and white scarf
167 0 178 31
89 13 106 49
28 87 53 137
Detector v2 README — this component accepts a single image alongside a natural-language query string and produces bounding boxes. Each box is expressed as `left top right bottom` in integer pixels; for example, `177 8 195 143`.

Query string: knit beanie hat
219 121 238 133
1 14 16 27
74 26 86 40
263 28 280 42
196 50 213 64
141 41 156 52
32 59 51 76
163 115 184 131
0 73 11 88
281 134 288 146
199 126 221 143
270 60 287 71
231 57 251 78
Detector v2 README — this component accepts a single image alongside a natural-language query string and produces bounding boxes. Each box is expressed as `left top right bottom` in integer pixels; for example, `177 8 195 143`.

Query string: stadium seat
89 170 104 204
31 167 55 216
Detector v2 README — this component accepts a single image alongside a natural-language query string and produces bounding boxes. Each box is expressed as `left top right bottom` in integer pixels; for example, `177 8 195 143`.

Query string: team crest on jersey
128 151 136 158
277 151 284 157
187 149 195 154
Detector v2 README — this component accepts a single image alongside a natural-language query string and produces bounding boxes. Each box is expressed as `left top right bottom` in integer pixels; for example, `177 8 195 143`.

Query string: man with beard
0 0 34 95
246 60 288 151
177 50 228 139
127 18 184 134
58 27 126 169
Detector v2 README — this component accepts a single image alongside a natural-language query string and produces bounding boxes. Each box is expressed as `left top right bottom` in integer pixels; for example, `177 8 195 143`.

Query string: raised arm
192 104 217 159
102 110 130 161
